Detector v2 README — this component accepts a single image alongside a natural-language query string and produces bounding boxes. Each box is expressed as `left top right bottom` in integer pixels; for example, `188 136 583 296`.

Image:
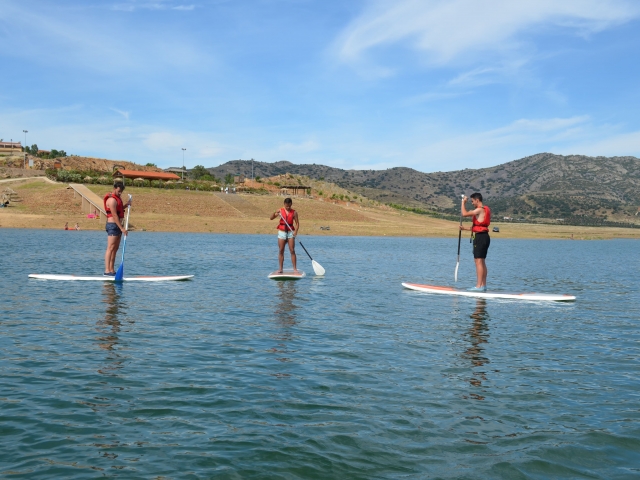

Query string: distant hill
205 154 640 225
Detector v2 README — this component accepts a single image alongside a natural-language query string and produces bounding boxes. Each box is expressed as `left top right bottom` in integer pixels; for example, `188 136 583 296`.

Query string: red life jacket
472 206 491 233
277 208 295 231
104 192 125 219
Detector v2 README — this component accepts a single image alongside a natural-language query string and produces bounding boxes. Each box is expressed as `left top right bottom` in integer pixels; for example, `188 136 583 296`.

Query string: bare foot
276 270 283 274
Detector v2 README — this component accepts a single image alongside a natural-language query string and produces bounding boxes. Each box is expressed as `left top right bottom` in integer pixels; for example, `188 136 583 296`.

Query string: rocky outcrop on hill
0 155 161 173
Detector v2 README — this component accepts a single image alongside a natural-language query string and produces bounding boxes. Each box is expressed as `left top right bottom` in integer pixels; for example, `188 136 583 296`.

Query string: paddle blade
115 263 124 281
454 261 459 282
312 260 325 276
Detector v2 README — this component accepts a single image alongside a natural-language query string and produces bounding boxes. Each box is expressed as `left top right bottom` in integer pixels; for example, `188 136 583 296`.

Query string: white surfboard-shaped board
402 282 576 302
268 269 306 280
29 274 194 282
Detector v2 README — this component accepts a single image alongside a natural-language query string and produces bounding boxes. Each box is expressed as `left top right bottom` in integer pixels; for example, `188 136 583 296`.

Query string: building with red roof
112 169 181 181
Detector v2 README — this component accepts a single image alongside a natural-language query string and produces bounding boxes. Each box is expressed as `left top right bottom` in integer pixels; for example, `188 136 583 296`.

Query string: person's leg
475 258 487 287
105 237 113 272
277 237 286 273
288 236 297 271
105 235 119 273
474 258 483 288
108 236 122 273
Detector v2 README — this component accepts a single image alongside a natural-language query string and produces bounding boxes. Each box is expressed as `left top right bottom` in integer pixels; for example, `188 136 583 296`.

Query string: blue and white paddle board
268 269 306 280
402 282 576 302
29 274 194 282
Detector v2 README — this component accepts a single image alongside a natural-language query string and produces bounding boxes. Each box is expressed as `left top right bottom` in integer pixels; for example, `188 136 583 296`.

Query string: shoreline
2 212 639 240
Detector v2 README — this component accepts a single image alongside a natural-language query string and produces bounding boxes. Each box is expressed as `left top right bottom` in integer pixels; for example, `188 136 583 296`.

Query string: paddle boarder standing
103 182 130 276
270 198 299 274
460 193 491 291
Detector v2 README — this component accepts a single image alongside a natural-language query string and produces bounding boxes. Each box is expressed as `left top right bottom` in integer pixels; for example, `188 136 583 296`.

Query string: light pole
23 130 28 168
181 148 186 180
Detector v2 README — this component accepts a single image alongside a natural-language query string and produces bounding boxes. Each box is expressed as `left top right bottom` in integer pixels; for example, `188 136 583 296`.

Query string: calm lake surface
1 229 639 479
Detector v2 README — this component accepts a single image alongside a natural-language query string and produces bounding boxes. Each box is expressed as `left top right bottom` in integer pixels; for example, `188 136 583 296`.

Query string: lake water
1 230 639 479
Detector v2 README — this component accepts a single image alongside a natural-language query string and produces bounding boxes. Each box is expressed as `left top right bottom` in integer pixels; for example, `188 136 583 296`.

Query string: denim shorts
106 222 122 236
277 230 294 240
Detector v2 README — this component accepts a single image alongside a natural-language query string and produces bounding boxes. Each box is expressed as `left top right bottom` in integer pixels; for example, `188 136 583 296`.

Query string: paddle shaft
120 197 132 260
457 214 462 257
115 196 132 280
454 195 464 282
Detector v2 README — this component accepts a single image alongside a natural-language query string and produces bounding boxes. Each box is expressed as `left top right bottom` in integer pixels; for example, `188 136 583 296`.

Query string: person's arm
106 198 128 236
293 212 299 235
270 208 281 221
460 196 481 231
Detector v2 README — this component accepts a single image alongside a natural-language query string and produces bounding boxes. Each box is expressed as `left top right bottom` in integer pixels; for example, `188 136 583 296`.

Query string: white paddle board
268 269 306 280
402 282 576 302
29 274 194 282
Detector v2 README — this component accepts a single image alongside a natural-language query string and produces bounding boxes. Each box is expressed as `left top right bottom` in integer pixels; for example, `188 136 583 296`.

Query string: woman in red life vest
460 193 491 292
269 197 299 274
103 181 130 276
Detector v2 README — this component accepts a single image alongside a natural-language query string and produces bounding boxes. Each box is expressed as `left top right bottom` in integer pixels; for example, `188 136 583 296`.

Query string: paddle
279 210 325 276
454 194 464 282
114 195 132 282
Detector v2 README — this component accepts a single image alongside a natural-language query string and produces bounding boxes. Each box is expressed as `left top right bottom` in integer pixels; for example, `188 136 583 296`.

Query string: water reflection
96 283 126 376
269 282 299 369
463 299 490 400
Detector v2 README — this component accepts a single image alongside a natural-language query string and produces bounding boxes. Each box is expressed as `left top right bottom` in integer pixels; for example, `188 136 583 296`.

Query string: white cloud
143 132 185 151
401 90 470 106
274 140 320 155
110 108 131 121
197 145 223 158
111 1 195 12
336 0 640 67
561 130 640 157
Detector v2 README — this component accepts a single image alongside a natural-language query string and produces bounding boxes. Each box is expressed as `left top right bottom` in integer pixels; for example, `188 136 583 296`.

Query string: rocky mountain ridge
206 153 640 223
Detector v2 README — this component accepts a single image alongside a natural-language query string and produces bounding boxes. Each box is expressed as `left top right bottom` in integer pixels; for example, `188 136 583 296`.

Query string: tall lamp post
181 148 186 180
23 130 28 168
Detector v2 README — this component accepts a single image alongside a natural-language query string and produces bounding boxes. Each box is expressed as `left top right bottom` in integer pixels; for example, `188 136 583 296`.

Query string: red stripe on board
407 284 456 292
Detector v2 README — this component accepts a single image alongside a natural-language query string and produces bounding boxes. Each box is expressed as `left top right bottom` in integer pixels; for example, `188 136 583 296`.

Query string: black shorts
473 232 490 259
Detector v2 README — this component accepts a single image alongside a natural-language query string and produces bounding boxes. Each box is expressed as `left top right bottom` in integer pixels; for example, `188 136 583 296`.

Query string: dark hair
113 181 125 191
470 192 482 202
284 197 292 205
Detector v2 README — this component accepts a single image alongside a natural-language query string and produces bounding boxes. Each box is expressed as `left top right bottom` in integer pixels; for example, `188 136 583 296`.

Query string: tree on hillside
48 149 67 158
191 165 208 180
224 173 233 185
146 162 157 167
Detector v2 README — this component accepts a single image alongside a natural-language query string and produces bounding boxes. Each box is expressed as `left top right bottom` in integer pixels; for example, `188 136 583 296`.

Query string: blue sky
1 0 639 172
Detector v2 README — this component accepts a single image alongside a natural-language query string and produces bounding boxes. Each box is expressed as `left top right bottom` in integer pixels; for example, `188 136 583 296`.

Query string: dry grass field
1 179 639 240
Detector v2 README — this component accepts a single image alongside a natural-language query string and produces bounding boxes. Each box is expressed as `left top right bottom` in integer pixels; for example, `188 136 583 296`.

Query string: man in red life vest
460 193 491 292
103 181 130 276
270 197 299 274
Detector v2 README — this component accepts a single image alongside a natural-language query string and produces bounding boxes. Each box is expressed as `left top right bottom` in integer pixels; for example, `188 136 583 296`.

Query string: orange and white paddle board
402 283 576 301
